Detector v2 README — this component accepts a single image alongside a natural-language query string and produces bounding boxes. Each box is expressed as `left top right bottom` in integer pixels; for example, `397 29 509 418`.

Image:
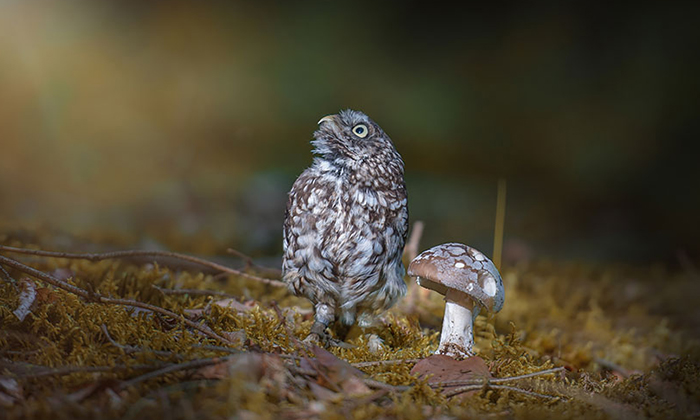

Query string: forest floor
1 228 699 419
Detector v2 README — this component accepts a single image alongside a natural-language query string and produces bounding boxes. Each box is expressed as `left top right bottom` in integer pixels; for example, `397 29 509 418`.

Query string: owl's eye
352 124 369 138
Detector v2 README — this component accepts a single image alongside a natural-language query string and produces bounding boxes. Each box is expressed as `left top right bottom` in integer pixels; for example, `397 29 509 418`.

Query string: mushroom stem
436 289 476 359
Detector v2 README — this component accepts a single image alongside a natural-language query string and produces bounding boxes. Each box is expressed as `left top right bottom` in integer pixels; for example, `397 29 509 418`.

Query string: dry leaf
411 355 491 384
35 287 60 304
0 378 22 400
302 346 371 396
213 298 256 313
0 377 22 407
194 360 232 380
308 381 339 402
340 375 372 396
312 346 365 385
195 353 284 384
221 329 246 347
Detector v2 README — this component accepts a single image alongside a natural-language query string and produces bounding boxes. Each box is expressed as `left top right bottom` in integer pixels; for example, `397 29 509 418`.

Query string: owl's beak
317 115 337 126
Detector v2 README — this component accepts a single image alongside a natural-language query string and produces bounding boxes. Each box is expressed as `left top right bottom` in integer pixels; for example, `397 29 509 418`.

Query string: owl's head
311 109 399 163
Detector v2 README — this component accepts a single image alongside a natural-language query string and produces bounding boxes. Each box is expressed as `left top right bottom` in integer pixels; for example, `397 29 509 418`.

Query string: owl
282 109 408 342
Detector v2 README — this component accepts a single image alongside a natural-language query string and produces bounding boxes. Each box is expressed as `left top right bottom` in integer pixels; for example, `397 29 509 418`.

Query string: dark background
1 2 698 264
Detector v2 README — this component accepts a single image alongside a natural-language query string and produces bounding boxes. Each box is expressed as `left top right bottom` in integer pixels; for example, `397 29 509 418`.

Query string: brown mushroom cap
407 243 504 313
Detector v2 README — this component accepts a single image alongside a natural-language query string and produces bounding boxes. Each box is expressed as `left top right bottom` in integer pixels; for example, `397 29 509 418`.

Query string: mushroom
407 243 504 359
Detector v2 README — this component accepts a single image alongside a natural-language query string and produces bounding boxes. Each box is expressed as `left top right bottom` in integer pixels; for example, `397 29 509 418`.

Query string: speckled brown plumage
282 110 408 340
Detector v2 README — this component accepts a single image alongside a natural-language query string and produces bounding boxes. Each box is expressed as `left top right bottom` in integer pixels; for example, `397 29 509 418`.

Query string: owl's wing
340 181 409 310
282 169 336 284
283 170 326 251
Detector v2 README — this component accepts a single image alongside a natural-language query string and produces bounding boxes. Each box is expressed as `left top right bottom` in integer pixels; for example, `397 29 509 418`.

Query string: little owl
282 109 408 342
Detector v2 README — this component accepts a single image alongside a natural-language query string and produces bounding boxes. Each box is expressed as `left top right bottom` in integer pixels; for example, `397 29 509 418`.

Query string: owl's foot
303 321 354 349
303 332 324 345
303 321 329 345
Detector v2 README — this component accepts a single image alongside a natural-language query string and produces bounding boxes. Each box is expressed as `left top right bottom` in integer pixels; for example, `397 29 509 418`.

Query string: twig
101 324 135 352
444 383 561 400
489 367 565 383
287 365 317 377
0 263 15 283
270 300 310 354
352 358 421 368
431 367 565 388
403 221 424 262
493 178 507 270
101 324 176 358
118 356 234 390
595 358 631 378
363 378 410 392
403 221 430 311
0 254 235 346
192 344 243 354
287 364 409 393
152 285 238 299
1 349 44 357
0 245 285 287
226 248 282 277
15 363 165 378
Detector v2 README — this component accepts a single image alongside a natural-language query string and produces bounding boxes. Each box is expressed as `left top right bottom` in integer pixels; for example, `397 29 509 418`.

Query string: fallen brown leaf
213 298 256 313
221 330 246 347
411 355 491 384
298 346 372 397
0 377 22 400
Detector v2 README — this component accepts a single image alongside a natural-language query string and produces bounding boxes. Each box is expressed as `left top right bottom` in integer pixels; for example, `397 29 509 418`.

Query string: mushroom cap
407 243 504 313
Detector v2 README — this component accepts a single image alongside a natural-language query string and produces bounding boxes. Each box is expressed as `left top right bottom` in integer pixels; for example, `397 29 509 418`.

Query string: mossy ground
0 231 698 419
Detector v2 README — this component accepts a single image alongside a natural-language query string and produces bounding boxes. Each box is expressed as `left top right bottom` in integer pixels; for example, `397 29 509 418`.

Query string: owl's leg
304 303 335 344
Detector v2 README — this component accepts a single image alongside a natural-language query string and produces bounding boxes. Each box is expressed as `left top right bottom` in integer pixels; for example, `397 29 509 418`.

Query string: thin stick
287 364 409 393
15 363 164 378
225 248 255 269
0 254 235 346
192 344 242 354
0 245 285 287
270 300 303 349
352 358 421 368
404 221 429 311
287 365 317 377
432 367 565 388
489 367 565 383
492 178 507 270
363 378 410 392
403 221 425 262
595 358 631 378
101 324 135 352
226 248 282 277
445 383 560 400
119 356 232 390
152 285 238 299
101 324 175 357
0 263 15 283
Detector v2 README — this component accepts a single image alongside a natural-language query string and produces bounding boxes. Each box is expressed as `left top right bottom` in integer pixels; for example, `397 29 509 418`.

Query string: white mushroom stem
436 289 480 359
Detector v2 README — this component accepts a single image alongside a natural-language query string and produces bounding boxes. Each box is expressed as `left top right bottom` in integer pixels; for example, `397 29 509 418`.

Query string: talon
303 332 323 345
326 337 355 349
309 321 327 337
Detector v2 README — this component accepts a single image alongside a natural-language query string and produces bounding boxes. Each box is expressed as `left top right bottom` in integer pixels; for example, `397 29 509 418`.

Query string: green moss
1 239 699 419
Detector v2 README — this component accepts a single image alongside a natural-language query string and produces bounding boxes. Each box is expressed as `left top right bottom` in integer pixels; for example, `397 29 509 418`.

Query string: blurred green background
0 2 697 264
